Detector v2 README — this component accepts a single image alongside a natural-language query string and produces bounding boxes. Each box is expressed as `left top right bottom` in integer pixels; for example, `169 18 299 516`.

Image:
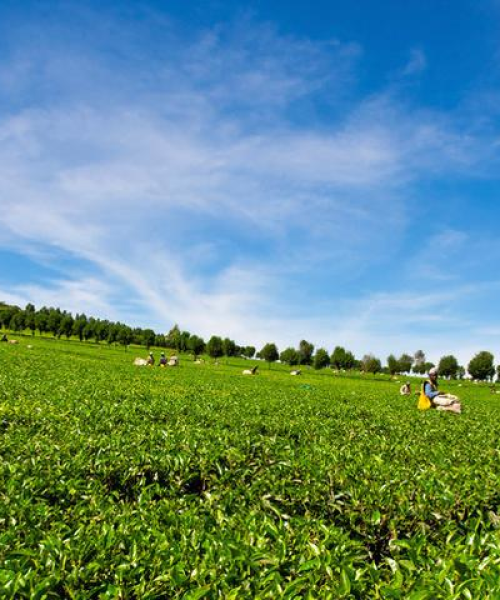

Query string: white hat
429 367 438 376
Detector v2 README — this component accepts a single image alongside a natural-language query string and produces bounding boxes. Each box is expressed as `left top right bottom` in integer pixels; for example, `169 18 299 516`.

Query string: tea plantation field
1 338 500 599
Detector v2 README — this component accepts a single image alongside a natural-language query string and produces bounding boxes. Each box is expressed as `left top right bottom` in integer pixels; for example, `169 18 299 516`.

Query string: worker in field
418 367 461 413
399 381 411 395
159 352 167 367
147 351 155 366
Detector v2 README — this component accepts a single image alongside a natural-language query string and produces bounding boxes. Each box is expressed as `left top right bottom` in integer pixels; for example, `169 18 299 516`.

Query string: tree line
1 301 498 380
381 350 498 381
262 343 498 381
0 302 257 358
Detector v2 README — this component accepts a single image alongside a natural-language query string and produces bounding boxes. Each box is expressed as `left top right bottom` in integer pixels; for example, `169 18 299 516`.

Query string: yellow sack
418 387 431 410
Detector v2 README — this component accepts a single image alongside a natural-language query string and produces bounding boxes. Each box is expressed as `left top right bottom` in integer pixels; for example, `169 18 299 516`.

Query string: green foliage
117 325 133 348
165 324 181 349
416 361 435 376
1 338 500 597
24 305 36 335
47 309 62 337
280 347 300 366
387 354 399 375
10 311 25 332
206 335 223 358
178 331 191 353
260 342 279 364
35 309 49 336
468 351 495 381
0 302 253 359
142 328 156 349
223 338 237 357
398 353 413 374
313 348 330 370
59 314 74 339
387 353 413 374
330 346 344 370
331 347 356 371
243 346 256 359
438 355 459 379
188 335 205 356
362 354 382 374
72 315 87 341
298 339 314 365
344 350 356 370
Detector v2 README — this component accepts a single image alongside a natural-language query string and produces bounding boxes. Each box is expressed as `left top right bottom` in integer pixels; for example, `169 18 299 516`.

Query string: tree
0 305 18 329
398 353 413 374
155 333 166 348
10 311 24 332
361 354 382 374
314 348 330 370
343 351 356 370
131 327 143 345
25 304 36 336
142 329 156 349
223 338 236 357
298 340 314 365
107 323 120 345
92 319 102 343
72 315 87 341
331 347 356 370
330 346 347 370
468 351 495 381
179 331 191 352
34 308 48 336
60 314 74 339
438 355 459 379
206 336 223 359
83 319 95 342
188 335 205 356
47 308 62 337
280 347 299 366
387 354 399 375
497 365 500 382
260 343 279 367
100 320 110 343
93 319 110 344
412 361 427 375
243 346 256 359
117 325 133 349
165 325 181 350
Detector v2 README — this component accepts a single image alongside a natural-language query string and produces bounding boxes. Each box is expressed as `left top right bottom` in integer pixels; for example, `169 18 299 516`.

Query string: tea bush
1 339 500 598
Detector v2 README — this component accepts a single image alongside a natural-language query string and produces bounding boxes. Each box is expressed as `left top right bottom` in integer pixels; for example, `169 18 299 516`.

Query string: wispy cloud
0 277 118 320
401 48 427 76
1 7 500 360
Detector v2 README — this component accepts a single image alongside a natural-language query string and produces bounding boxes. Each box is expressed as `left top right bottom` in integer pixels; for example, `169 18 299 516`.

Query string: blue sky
1 0 500 364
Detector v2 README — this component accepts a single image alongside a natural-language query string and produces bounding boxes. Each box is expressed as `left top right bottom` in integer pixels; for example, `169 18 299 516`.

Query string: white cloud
0 12 499 361
0 277 118 320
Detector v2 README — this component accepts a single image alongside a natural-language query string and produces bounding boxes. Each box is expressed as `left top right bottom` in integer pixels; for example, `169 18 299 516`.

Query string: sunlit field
1 337 500 598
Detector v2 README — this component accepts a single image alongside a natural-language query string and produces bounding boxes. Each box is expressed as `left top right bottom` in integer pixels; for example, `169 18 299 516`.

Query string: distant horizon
1 1 500 367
